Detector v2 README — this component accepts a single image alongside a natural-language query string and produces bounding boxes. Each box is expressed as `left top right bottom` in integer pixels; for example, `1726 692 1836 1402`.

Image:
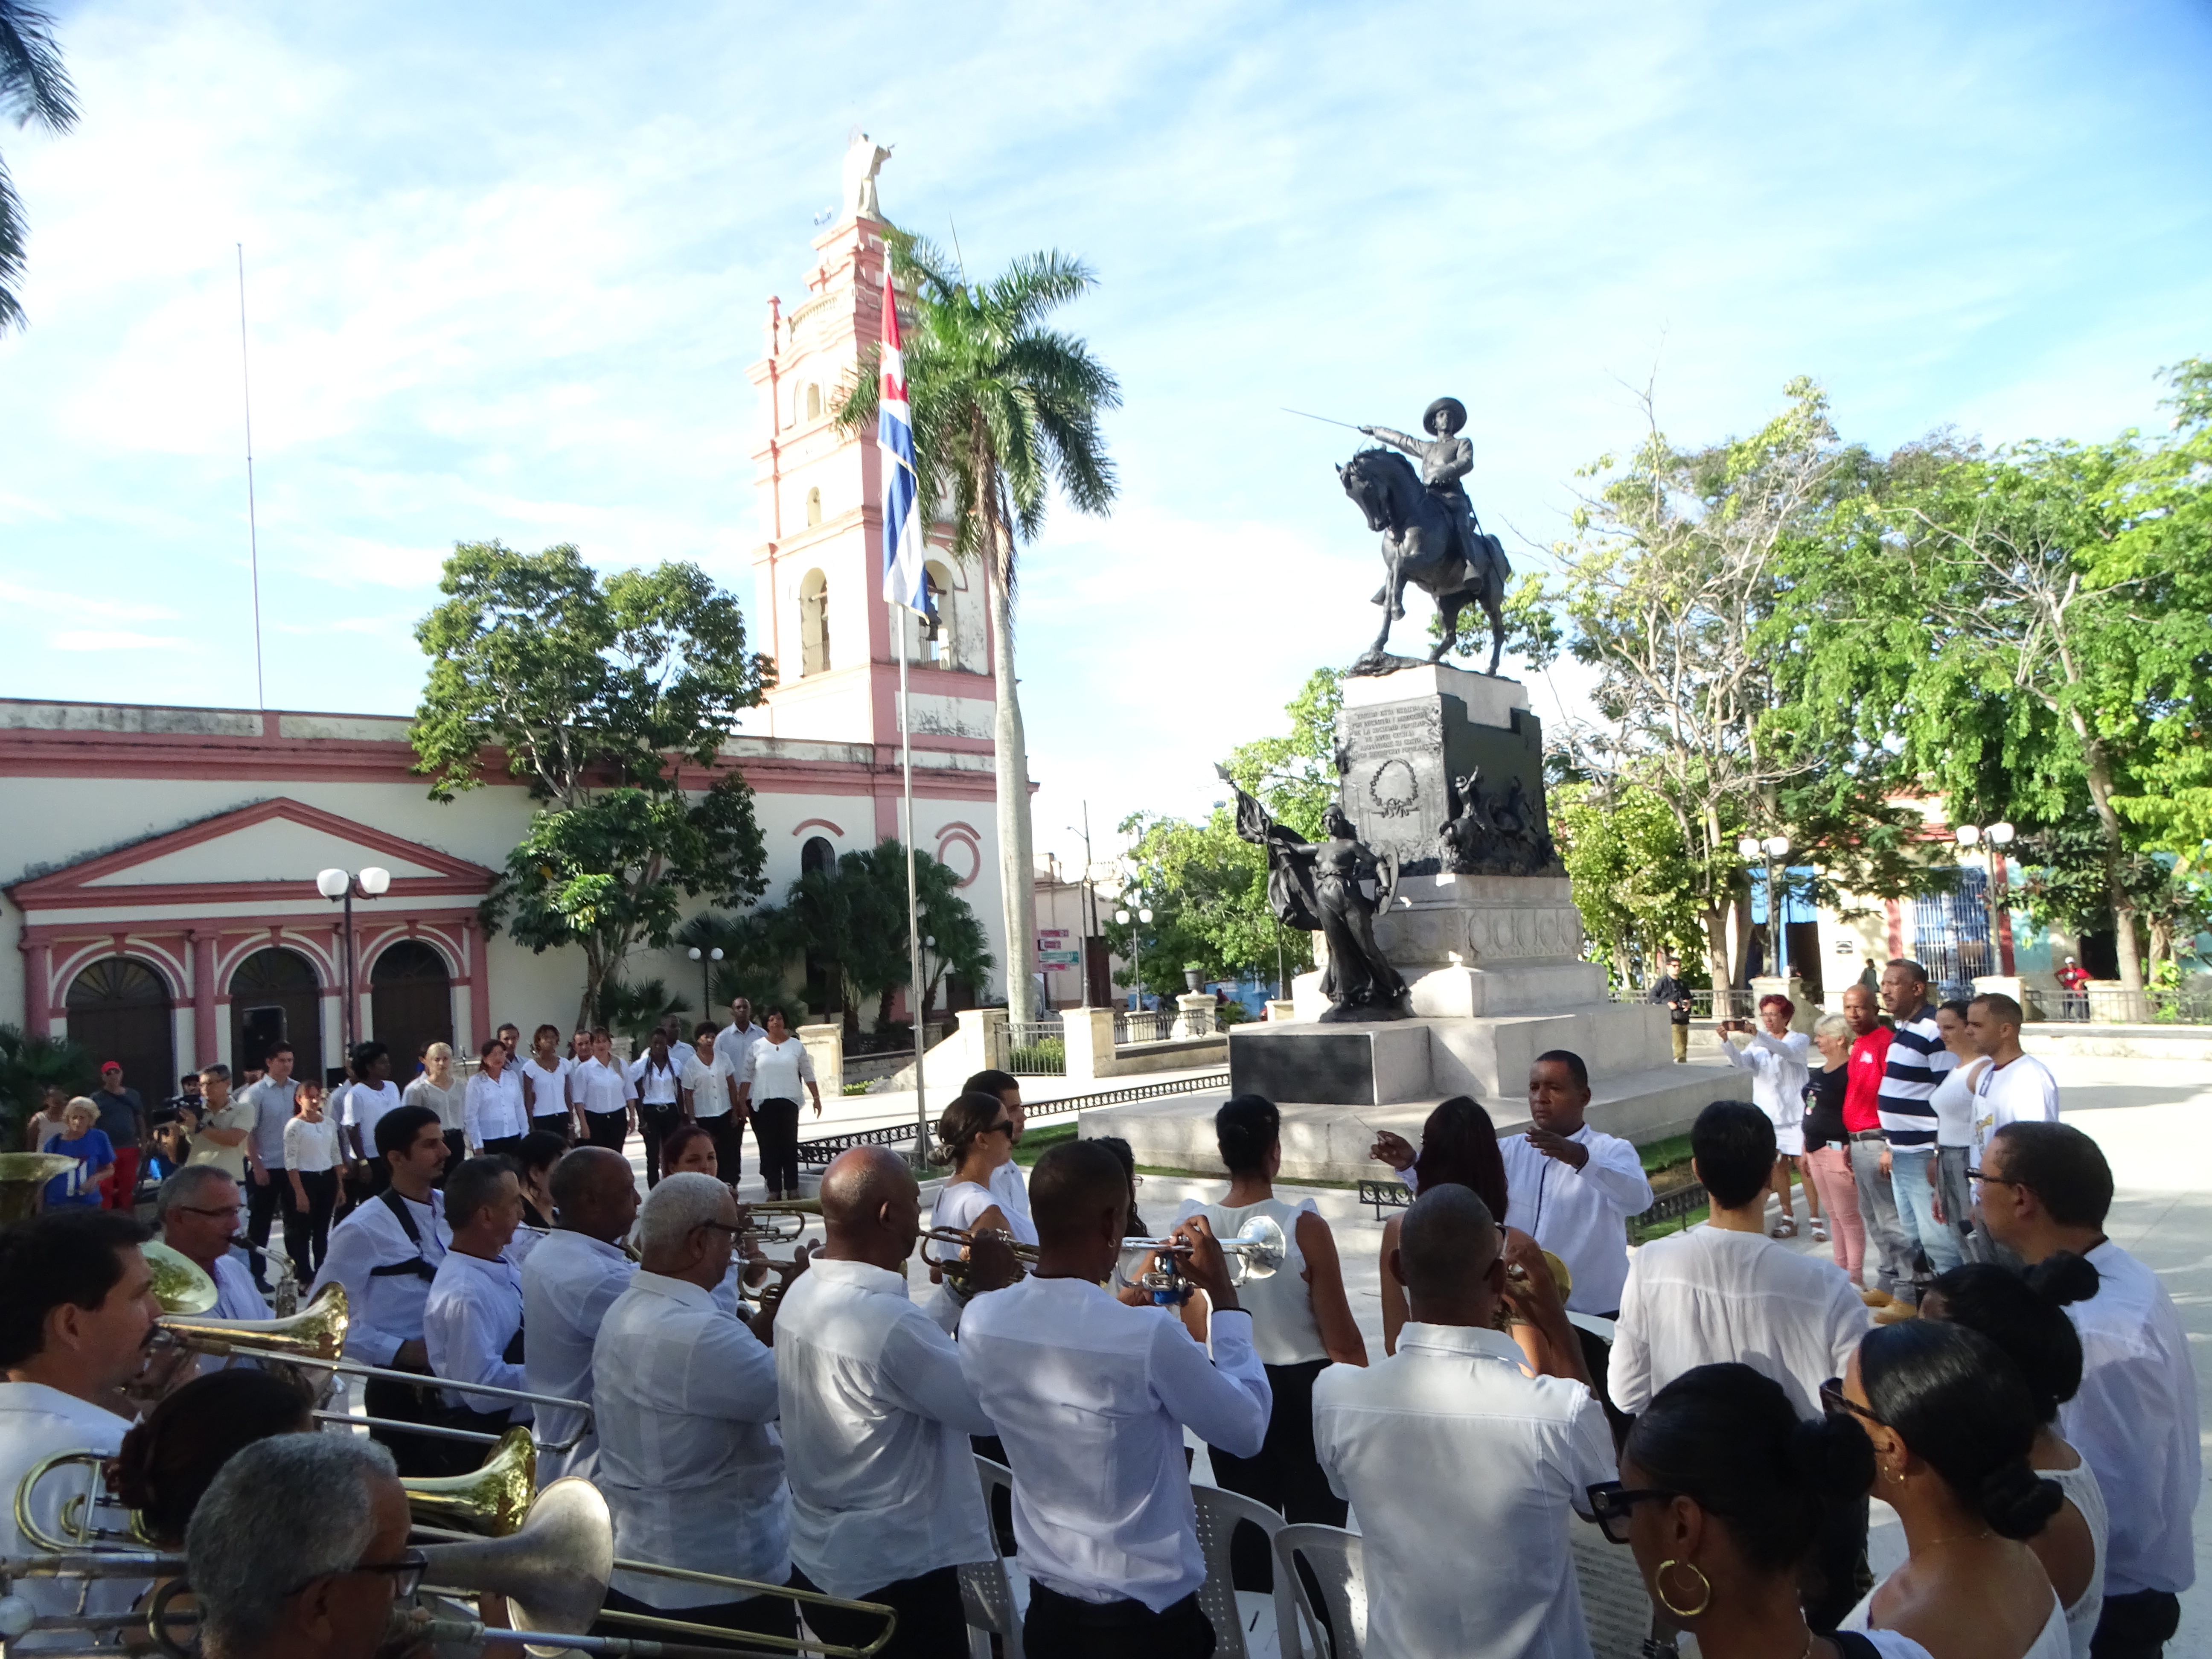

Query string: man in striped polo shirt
1876 958 1962 1300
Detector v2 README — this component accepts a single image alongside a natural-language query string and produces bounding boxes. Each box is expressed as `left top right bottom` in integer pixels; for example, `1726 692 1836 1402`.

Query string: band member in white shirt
519 1024 578 1145
627 1028 688 1188
306 1103 459 1476
464 1038 529 1157
156 1166 272 1322
777 1146 1009 1658
425 1156 531 1432
959 1139 1269 1659
0 1210 166 1650
1973 1121 2196 1659
736 1008 821 1201
1314 1184 1610 1659
963 1068 1033 1238
522 1147 640 1481
574 1028 636 1154
185 1432 413 1659
593 1173 794 1642
683 1023 745 1186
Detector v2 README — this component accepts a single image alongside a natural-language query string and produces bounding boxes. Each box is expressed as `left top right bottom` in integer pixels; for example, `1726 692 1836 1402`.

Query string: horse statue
1337 445 1510 676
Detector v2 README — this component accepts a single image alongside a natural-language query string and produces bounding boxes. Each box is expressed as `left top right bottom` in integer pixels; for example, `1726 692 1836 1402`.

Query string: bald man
1314 1185 1611 1659
767 1148 1004 1658
520 1146 640 1480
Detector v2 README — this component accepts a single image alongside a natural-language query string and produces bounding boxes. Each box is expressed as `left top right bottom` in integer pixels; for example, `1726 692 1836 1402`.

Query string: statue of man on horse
1334 395 1514 677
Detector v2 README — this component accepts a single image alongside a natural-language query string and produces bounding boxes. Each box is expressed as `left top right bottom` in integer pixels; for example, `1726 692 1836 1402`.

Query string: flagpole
897 600 928 1169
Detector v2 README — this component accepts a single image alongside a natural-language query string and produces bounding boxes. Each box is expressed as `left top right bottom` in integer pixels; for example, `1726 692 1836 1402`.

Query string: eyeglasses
286 1549 426 1602
175 1204 243 1220
1585 1481 1677 1544
1964 1167 2020 1187
1819 1377 1884 1428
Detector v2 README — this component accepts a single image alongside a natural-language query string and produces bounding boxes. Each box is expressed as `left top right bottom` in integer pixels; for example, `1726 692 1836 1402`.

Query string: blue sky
3 1 2208 872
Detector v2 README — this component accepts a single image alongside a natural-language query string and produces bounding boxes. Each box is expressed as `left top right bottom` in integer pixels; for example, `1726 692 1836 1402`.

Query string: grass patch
840 1081 872 1096
1632 1200 1710 1244
1010 1122 1080 1165
1639 1133 1694 1176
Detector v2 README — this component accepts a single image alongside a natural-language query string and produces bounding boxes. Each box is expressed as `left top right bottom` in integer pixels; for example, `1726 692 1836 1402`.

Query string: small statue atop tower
842 129 892 221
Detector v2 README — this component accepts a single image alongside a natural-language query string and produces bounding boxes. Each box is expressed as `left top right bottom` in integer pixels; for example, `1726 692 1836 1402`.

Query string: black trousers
1024 1584 1213 1659
282 1169 339 1277
639 1104 684 1187
481 1134 524 1159
437 1131 466 1187
1208 1356 1346 1590
530 1113 574 1147
794 1564 966 1659
585 1110 629 1153
246 1167 282 1248
362 1376 477 1479
2093 1589 2182 1659
598 1579 797 1642
1578 1316 1634 1450
754 1097 801 1195
700 1112 746 1184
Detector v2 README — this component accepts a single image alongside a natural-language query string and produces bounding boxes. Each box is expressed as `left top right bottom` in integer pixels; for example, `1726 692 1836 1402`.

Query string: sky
3 0 2209 880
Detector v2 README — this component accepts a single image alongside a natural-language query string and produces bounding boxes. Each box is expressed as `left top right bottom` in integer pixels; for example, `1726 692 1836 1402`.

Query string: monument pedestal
1227 662 1720 1137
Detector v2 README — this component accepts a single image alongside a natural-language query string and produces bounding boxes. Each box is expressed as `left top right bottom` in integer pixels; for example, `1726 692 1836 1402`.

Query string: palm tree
0 1 76 334
839 233 1120 1024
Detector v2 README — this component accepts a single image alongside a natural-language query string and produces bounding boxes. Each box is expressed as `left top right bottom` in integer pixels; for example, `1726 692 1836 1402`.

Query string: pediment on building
7 797 496 910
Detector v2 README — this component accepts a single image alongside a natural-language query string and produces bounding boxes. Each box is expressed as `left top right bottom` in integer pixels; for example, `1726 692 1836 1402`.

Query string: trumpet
1119 1214 1288 1305
918 1226 1037 1292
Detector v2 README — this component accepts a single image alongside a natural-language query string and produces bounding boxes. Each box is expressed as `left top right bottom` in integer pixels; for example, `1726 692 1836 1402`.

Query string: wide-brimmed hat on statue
1423 396 1467 436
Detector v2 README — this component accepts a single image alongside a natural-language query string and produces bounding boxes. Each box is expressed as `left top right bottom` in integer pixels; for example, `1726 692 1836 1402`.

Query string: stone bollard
1172 992 1216 1040
797 1022 844 1097
1059 1007 1119 1081
1265 999 1297 1023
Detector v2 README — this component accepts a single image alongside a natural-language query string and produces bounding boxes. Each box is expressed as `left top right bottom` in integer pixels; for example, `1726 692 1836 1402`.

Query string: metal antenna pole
236 244 265 710
896 600 928 1165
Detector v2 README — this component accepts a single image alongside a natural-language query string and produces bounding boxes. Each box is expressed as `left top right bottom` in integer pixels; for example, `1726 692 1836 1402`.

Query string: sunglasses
984 1120 1016 1138
1585 1481 1677 1544
1819 1377 1884 1429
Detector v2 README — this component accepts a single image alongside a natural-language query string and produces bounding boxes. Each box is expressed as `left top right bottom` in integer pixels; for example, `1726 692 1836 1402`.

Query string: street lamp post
1114 902 1155 1013
1953 821 2016 978
1737 834 1793 985
686 945 725 1019
316 866 391 1057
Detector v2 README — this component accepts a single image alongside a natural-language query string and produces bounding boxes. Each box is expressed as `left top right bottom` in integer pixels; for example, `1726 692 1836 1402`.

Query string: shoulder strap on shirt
369 1189 439 1282
1831 1633 1883 1659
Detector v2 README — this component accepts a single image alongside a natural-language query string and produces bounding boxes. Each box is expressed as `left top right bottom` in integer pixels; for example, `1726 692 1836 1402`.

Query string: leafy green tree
0 1024 92 1141
0 2 74 335
411 541 772 1023
836 233 1121 1024
1543 378 1921 985
1550 780 1707 984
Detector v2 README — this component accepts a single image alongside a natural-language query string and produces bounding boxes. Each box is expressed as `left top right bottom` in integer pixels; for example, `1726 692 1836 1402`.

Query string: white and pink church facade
0 190 1008 1093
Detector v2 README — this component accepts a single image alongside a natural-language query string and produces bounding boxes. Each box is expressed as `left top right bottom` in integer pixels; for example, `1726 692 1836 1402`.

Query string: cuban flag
877 250 930 615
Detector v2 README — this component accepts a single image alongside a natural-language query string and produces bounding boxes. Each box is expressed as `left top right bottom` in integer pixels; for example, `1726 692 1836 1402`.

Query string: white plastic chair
1570 1516 1655 1659
1190 1483 1302 1658
957 1455 1023 1659
1273 1524 1365 1659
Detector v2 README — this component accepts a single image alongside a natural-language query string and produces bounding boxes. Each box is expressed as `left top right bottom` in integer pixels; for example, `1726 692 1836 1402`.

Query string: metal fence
1607 986 1755 1020
1114 1008 1223 1043
2055 985 2212 1025
1006 1020 1066 1077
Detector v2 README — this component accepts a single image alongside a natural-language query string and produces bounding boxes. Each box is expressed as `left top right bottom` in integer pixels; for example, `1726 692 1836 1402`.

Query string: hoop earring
1653 1559 1712 1620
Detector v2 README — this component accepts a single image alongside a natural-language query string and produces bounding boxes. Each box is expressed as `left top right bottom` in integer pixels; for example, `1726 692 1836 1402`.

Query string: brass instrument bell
141 1240 220 1317
157 1280 347 1358
0 1153 83 1225
405 1427 537 1537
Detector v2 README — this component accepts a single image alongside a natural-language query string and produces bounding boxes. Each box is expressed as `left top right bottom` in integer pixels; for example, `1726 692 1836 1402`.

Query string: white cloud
49 629 191 652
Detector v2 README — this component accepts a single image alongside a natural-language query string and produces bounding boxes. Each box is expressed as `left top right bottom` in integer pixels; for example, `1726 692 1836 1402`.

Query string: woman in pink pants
1798 1011 1865 1284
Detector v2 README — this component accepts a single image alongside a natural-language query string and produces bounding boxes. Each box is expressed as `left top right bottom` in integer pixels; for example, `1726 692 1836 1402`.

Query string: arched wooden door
66 958 175 1103
371 941 453 1075
229 948 324 1083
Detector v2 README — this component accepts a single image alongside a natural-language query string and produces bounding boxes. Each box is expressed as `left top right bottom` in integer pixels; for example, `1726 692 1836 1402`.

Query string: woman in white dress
1173 1095 1366 1592
1595 1362 1923 1659
928 1089 1036 1255
1921 1258 2107 1659
1829 1321 2071 1659
1719 992 1818 1240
